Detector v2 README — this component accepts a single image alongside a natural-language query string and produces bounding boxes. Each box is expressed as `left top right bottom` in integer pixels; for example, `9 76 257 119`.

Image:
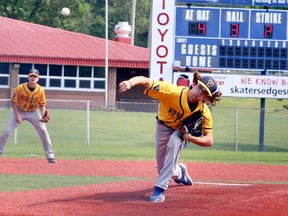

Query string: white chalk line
194 181 252 187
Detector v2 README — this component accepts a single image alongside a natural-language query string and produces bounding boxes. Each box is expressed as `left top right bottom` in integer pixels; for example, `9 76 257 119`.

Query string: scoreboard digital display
174 7 288 71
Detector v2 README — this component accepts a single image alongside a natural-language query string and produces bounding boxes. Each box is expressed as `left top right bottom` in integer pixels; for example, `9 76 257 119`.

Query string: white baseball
61 7 70 16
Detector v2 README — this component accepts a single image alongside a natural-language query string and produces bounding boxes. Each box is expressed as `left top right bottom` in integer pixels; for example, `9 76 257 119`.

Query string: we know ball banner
173 73 288 99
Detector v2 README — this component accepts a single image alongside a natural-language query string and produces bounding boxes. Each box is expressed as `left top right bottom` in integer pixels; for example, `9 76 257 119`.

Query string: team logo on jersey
176 74 190 87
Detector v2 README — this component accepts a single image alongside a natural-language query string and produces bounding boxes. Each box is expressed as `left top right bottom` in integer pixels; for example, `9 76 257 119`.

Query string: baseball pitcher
119 71 222 202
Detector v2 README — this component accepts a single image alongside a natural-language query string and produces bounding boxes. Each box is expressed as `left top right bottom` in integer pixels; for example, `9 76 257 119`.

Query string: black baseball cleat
48 158 57 163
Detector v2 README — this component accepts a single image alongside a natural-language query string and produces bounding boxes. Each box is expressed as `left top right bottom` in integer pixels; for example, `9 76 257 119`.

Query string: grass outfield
217 97 288 109
0 97 287 193
0 174 139 192
0 102 287 165
3 142 288 165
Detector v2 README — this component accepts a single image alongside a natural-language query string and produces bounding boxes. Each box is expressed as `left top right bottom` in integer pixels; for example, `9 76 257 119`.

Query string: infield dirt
0 158 287 216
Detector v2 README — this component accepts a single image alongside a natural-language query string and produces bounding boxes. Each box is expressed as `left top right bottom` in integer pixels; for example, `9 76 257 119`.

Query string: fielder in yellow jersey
0 69 56 163
11 80 46 112
119 71 222 202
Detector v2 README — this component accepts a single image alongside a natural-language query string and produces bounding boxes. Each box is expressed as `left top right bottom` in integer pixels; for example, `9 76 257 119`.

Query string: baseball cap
28 69 40 77
198 76 218 96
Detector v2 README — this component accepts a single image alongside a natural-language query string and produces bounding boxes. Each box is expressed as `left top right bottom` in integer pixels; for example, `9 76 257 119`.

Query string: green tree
88 0 150 47
0 0 93 33
133 0 150 47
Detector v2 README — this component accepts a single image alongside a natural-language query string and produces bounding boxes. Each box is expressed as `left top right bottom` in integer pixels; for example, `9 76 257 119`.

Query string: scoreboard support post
259 70 268 152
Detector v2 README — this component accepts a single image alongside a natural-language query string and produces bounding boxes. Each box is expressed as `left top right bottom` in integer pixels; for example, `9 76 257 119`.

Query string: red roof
0 16 150 68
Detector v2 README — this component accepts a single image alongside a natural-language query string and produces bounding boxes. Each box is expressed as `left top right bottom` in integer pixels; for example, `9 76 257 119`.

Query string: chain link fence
0 99 287 152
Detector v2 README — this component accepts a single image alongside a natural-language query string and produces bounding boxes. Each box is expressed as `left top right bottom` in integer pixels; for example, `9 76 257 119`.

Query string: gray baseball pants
0 109 55 159
154 122 185 190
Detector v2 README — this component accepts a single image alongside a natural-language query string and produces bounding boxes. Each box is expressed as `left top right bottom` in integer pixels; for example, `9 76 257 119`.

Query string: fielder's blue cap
28 69 39 77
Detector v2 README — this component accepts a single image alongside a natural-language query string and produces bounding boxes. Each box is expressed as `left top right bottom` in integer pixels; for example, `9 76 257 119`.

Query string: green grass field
0 97 287 192
0 97 287 165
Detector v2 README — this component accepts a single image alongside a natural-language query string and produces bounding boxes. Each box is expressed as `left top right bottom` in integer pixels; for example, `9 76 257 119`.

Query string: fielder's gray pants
0 109 55 159
154 122 185 190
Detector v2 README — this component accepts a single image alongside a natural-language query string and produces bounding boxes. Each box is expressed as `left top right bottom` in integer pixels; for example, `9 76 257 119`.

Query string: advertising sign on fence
173 73 288 98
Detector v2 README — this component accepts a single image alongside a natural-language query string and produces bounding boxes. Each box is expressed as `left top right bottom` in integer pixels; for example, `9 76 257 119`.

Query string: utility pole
130 0 136 45
105 0 109 104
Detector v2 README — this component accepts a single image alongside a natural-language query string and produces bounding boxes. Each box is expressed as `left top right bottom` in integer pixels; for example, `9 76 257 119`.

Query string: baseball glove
179 111 204 139
39 110 51 123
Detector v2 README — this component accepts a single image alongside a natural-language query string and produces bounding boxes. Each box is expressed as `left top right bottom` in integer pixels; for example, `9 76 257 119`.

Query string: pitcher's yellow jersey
11 83 46 112
144 80 213 133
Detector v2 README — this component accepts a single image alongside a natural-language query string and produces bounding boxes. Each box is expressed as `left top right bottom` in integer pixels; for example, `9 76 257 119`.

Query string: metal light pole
130 0 136 45
105 0 109 105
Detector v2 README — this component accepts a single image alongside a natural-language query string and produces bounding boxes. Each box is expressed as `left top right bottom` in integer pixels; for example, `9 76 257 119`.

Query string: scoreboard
175 0 288 7
174 7 288 71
